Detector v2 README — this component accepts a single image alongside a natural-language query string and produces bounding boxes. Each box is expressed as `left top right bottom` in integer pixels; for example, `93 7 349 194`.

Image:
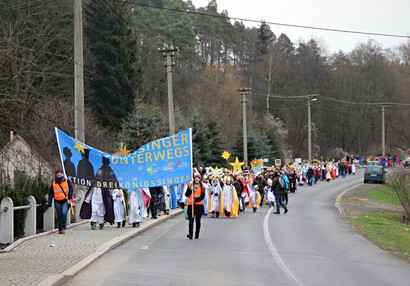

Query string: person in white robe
249 186 261 212
351 162 356 175
128 189 142 227
163 186 170 215
112 189 126 228
88 187 106 230
209 179 221 218
220 176 239 218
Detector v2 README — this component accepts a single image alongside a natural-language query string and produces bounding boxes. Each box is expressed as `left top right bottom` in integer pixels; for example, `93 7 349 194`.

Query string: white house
0 134 53 186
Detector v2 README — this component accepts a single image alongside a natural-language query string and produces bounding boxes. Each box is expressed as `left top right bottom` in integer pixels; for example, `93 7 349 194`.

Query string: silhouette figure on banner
63 147 76 178
77 148 95 182
96 157 119 186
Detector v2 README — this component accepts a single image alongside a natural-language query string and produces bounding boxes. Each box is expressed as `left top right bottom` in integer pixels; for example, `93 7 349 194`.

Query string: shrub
0 176 49 238
391 169 410 223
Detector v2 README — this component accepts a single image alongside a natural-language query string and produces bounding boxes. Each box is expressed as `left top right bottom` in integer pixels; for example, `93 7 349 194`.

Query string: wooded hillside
1 0 409 168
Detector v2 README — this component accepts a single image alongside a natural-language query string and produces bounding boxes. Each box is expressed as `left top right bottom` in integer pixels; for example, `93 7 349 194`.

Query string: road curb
37 209 183 286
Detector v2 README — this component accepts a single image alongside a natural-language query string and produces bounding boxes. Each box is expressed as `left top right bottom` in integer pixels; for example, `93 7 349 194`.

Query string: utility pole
381 104 386 157
238 88 251 168
158 47 178 136
74 0 85 142
307 94 319 162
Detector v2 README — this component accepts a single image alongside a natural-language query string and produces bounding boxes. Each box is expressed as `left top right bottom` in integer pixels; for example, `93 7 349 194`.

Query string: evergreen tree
189 111 212 167
84 0 141 130
117 100 168 151
206 119 225 166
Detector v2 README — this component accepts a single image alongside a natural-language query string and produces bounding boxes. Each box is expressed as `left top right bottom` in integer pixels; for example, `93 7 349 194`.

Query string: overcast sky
189 0 410 53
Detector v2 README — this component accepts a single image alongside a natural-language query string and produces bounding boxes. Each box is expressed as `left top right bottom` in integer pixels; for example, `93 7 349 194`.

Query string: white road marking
263 209 303 286
335 184 361 218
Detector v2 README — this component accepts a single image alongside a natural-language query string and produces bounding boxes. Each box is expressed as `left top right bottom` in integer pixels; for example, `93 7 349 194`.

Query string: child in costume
249 185 261 212
112 189 127 228
265 179 275 208
128 189 142 227
209 178 221 218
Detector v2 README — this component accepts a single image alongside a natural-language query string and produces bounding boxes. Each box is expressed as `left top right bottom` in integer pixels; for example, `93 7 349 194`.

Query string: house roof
0 134 54 172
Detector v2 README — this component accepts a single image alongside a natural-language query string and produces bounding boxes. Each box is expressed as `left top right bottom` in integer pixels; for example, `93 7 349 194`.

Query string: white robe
210 186 220 212
88 187 105 224
249 191 259 208
222 185 233 212
112 189 126 223
163 186 170 211
351 163 356 174
128 190 142 223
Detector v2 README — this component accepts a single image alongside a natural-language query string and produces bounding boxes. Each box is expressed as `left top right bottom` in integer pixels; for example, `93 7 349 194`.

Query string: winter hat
194 173 202 179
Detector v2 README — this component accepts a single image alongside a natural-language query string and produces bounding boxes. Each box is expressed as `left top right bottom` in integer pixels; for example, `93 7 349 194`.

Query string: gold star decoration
73 140 87 154
113 146 132 156
212 167 222 178
251 158 263 168
229 156 245 173
167 162 174 168
221 151 231 161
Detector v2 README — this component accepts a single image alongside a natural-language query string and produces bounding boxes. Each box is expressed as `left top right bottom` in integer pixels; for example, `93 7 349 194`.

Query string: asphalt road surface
66 170 410 286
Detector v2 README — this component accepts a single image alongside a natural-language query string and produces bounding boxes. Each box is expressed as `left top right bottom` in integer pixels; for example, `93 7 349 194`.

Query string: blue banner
55 128 193 188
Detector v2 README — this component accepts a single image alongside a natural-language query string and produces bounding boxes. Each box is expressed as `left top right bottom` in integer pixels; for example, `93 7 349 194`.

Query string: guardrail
0 191 85 244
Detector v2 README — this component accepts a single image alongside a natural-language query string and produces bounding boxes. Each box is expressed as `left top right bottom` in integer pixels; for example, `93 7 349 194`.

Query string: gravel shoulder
340 183 404 214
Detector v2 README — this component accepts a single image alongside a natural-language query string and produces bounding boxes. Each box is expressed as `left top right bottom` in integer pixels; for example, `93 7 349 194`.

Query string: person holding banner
48 169 73 234
185 173 205 239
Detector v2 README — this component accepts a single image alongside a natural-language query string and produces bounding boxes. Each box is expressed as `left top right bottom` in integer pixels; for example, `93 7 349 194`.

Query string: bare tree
391 169 410 223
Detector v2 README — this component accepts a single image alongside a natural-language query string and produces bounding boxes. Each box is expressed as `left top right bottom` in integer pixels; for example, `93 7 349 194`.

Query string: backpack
278 177 286 189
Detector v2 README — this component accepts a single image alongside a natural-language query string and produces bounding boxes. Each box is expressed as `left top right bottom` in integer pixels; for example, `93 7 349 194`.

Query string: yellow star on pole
251 158 259 168
229 156 245 173
73 140 87 154
221 151 231 161
113 146 132 155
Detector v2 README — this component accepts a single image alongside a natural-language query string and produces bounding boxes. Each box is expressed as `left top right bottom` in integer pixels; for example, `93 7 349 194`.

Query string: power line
0 0 59 15
119 0 409 39
320 96 410 107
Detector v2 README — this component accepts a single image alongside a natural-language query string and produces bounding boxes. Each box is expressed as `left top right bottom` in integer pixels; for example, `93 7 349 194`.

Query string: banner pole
55 127 67 176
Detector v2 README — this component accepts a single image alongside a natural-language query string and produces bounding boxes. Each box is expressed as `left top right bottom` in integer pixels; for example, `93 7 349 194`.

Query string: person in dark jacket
288 168 297 193
48 169 73 234
252 172 267 206
149 186 163 219
233 174 244 211
272 172 288 214
306 166 314 186
185 173 205 239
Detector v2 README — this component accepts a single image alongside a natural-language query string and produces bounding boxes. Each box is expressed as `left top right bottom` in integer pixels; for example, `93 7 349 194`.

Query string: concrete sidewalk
0 208 183 286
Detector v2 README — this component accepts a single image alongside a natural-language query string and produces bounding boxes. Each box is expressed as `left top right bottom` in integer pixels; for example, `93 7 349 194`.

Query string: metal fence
0 191 85 244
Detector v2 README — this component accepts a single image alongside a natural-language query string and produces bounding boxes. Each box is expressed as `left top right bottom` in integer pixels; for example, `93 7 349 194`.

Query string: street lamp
307 94 319 162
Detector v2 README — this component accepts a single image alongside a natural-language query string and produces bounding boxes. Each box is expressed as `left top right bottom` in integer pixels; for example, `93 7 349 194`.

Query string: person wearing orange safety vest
185 173 205 239
48 169 73 234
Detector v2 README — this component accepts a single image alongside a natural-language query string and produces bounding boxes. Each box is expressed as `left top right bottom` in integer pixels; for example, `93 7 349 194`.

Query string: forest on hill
1 0 409 168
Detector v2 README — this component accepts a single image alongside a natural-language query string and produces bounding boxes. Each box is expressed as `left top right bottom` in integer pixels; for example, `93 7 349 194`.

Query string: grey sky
189 0 410 53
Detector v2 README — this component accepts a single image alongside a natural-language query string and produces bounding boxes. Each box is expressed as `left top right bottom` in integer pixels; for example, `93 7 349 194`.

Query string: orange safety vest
187 183 204 206
53 180 69 201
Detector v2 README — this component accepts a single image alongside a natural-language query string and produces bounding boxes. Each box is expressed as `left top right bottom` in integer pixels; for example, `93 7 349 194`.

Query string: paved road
66 170 410 286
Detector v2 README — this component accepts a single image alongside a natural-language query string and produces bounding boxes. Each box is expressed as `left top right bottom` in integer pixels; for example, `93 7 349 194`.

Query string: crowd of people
49 153 409 237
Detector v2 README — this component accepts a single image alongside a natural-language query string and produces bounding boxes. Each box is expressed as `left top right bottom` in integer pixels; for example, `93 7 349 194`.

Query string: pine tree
206 119 225 166
189 111 212 167
117 100 168 151
84 0 141 130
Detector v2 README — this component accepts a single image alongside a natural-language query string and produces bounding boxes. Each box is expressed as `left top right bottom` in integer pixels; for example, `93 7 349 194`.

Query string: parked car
364 166 385 184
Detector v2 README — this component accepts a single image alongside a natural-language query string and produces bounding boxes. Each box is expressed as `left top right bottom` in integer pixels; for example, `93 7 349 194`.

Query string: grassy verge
344 210 410 261
366 183 401 205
